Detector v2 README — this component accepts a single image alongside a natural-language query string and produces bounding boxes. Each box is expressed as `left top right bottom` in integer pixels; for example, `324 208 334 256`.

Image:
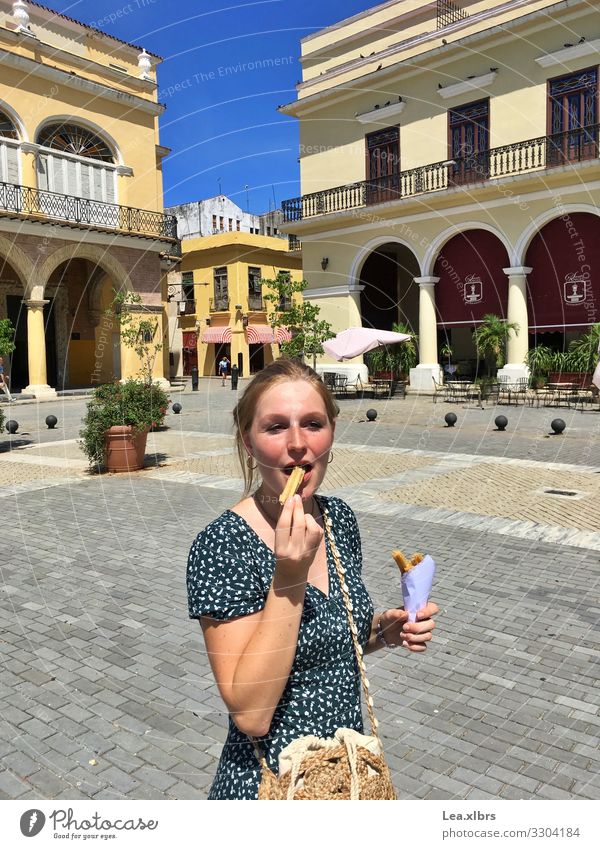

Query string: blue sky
43 0 376 213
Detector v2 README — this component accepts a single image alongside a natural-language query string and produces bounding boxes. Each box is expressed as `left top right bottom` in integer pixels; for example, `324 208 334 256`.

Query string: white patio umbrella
323 326 412 361
592 338 600 389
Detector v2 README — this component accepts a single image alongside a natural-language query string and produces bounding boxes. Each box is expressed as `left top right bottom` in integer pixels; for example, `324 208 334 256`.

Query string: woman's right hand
274 494 323 587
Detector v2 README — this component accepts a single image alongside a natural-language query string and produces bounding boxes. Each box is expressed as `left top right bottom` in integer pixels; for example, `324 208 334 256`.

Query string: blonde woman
187 359 437 799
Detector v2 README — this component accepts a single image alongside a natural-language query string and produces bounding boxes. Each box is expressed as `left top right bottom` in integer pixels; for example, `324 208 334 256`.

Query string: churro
392 550 424 575
279 466 305 505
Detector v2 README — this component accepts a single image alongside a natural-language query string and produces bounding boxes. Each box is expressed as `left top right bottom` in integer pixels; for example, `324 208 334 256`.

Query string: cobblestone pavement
0 385 599 801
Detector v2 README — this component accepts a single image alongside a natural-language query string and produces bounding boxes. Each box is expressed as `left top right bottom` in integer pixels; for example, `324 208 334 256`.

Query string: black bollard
444 412 457 427
551 418 566 434
366 409 377 422
172 403 182 414
495 415 508 431
6 420 18 434
191 366 199 391
231 364 239 391
46 415 58 429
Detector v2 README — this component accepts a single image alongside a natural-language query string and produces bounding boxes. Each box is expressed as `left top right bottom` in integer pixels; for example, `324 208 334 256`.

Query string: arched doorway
433 229 510 378
45 259 120 389
1 256 27 390
358 241 420 333
525 213 600 351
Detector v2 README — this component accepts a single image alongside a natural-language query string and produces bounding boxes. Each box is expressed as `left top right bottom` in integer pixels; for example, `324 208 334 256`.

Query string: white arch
33 116 123 165
349 235 422 287
422 221 513 276
0 99 27 142
515 204 600 266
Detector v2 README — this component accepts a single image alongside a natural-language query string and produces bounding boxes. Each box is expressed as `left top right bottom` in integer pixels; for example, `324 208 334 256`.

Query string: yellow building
0 0 178 396
175 231 303 377
279 0 600 387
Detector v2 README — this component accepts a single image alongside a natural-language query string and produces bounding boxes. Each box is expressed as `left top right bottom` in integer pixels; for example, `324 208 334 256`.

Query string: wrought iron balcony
0 181 179 243
248 292 265 311
178 299 196 315
288 234 302 251
209 296 230 312
282 124 600 222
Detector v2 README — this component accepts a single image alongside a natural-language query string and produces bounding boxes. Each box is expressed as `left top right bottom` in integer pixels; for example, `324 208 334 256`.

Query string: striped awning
201 326 232 344
275 327 292 343
246 324 275 344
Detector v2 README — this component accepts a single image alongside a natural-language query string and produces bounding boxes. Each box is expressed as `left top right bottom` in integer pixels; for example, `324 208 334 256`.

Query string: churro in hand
279 466 305 505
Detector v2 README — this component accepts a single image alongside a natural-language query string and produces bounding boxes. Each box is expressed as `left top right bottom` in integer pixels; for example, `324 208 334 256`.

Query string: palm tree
473 314 520 376
565 323 600 374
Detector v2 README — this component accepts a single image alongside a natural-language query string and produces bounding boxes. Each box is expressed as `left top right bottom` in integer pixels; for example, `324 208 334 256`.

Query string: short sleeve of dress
187 514 266 621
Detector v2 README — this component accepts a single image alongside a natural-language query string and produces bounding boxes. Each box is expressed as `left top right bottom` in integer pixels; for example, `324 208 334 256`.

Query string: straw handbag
252 507 397 800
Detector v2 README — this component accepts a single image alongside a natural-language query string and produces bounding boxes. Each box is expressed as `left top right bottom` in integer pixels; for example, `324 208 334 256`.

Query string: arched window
0 109 20 185
36 122 117 204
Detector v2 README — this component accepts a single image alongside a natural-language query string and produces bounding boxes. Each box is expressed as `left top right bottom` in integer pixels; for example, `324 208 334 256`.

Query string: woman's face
245 379 335 501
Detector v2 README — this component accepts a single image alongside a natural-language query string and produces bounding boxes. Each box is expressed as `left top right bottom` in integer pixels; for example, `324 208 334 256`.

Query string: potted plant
565 323 600 375
79 379 169 471
524 345 554 388
473 314 520 376
365 322 418 382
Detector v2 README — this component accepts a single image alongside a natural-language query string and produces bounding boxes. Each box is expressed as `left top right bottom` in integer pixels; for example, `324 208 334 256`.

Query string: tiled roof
29 1 162 59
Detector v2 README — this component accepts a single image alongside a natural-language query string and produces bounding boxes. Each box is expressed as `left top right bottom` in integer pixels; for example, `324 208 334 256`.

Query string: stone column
409 276 442 391
19 142 39 191
24 299 57 398
497 266 531 382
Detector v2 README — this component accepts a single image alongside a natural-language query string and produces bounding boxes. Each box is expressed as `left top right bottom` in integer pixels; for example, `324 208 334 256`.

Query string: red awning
275 327 292 343
201 326 232 344
434 230 509 326
246 324 275 344
526 213 600 329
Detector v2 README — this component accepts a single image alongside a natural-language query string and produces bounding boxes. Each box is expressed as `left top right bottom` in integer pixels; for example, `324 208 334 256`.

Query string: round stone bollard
366 409 377 422
45 415 58 429
444 412 457 427
495 415 508 431
551 418 566 434
6 420 18 434
172 403 182 414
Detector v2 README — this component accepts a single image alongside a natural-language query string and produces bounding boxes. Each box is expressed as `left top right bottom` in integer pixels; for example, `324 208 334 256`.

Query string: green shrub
79 380 169 468
0 406 5 435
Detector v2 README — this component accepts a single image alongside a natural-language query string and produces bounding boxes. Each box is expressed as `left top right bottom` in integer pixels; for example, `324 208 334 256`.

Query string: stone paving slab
0 473 598 801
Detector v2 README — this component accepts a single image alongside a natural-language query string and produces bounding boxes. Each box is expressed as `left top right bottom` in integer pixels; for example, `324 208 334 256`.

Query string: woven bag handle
320 503 382 747
249 499 384 764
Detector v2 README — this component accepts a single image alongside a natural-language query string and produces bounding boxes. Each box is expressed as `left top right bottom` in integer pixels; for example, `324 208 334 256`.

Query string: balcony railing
248 293 265 311
282 124 600 222
210 296 230 312
288 234 302 251
0 181 179 242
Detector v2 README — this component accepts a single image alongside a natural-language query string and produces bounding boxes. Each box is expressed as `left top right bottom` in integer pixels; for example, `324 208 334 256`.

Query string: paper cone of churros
391 550 436 623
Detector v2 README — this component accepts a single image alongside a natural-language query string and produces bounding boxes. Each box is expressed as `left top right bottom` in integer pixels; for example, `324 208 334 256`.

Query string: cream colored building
0 0 178 396
279 0 600 387
169 229 302 378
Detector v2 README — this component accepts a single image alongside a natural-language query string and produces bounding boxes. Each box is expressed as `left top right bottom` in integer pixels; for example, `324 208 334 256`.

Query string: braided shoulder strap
320 503 383 748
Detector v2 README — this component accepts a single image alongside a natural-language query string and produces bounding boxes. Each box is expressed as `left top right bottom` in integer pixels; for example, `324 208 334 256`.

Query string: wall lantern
242 314 249 328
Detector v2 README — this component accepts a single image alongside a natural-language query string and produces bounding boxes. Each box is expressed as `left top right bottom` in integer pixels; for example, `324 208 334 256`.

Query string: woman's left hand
380 601 438 652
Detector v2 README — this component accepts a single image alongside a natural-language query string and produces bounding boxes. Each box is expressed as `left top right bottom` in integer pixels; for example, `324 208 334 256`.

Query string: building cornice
280 0 584 117
0 46 164 116
0 216 174 252
304 283 364 298
437 71 498 100
535 36 600 67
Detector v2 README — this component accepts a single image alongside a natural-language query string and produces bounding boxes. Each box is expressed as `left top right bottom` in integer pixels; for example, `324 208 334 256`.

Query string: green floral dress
186 495 375 800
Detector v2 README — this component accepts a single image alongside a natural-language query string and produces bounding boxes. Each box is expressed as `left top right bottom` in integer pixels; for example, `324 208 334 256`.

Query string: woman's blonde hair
233 358 339 496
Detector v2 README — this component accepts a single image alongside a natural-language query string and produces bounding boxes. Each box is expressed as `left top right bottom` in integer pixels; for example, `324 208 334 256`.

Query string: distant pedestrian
0 356 12 402
218 356 230 386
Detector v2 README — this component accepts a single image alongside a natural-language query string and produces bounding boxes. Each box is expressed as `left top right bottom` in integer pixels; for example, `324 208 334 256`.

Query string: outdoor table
369 378 394 398
446 382 483 408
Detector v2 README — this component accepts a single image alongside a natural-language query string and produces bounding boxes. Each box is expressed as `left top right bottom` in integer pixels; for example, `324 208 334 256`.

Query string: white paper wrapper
402 554 436 623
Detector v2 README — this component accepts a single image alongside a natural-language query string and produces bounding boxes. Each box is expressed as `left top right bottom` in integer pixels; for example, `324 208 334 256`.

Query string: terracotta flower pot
104 425 148 472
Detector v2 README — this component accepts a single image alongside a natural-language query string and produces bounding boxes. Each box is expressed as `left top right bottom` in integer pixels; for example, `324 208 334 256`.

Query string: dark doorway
359 244 420 333
7 297 58 390
249 344 265 374
449 99 489 185
548 68 598 165
366 126 400 205
214 343 231 375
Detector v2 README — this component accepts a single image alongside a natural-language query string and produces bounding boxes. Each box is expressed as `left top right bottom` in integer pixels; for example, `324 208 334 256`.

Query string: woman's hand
274 494 323 588
380 601 438 652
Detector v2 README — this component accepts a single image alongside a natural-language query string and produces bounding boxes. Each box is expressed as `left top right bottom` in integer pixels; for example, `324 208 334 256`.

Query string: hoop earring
328 452 334 465
247 456 258 471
